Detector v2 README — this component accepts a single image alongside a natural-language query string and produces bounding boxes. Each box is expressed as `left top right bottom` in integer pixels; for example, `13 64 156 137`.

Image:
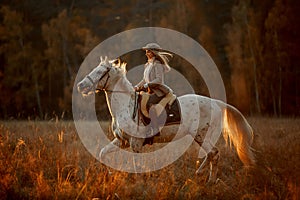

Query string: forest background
0 0 299 119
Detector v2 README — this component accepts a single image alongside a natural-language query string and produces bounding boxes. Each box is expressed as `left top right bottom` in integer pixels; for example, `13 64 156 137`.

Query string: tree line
0 0 299 119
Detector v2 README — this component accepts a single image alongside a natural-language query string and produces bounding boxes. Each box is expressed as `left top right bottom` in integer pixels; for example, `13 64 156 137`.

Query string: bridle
85 65 132 94
84 63 138 121
85 66 111 92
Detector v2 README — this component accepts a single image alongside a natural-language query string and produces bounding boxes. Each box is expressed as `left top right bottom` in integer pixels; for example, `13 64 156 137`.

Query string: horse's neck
104 75 135 119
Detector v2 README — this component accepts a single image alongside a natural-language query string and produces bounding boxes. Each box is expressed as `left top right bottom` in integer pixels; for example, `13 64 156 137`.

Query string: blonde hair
152 50 173 72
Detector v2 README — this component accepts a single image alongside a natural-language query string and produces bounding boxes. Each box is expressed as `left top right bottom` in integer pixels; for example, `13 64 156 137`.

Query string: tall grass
0 117 299 199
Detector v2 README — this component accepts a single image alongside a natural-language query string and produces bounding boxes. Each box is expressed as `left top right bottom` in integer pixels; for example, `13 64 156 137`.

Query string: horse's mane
120 62 127 73
110 59 127 74
117 62 127 75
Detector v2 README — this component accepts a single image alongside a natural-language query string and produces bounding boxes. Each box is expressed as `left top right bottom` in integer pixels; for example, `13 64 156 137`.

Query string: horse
77 56 255 183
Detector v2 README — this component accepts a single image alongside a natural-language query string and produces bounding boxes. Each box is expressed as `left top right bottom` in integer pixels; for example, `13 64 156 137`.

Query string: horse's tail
221 104 255 166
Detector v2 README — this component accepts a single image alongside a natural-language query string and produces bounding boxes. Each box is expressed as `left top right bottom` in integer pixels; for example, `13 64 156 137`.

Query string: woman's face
145 50 154 59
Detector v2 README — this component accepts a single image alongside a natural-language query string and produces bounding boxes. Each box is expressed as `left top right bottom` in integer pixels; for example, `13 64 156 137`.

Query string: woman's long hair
152 50 173 72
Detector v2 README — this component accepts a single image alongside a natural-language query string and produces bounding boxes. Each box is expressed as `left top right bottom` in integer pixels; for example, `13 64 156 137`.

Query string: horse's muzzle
77 82 84 92
77 81 91 96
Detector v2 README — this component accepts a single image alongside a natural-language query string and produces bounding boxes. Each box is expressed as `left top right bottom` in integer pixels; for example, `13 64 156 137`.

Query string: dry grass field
0 117 299 200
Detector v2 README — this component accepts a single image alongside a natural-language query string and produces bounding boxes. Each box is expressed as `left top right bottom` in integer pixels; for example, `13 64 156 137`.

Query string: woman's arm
135 79 146 89
149 63 164 84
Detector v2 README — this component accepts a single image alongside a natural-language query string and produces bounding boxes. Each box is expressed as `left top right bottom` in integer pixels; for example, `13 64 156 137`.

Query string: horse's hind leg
193 128 218 175
195 146 219 175
207 147 220 184
194 132 209 175
194 105 222 182
195 147 219 184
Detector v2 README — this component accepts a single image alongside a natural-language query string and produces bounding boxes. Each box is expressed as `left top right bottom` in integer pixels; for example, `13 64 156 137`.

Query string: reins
98 67 110 89
95 86 139 123
87 62 139 121
96 89 133 94
94 67 135 94
86 67 111 92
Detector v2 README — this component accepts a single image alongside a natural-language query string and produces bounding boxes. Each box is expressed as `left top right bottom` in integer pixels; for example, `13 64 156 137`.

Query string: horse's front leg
128 137 145 173
99 138 126 162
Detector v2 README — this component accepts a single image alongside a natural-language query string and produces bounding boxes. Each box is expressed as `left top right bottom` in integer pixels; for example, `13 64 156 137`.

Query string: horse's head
77 56 126 96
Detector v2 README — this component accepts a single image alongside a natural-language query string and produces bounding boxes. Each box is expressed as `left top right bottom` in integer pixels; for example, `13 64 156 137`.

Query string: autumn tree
224 1 253 113
264 0 290 116
0 0 299 118
42 9 99 114
0 6 44 118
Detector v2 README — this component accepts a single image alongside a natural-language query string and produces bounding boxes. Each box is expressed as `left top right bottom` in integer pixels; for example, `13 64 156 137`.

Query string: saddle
132 84 181 146
137 84 181 127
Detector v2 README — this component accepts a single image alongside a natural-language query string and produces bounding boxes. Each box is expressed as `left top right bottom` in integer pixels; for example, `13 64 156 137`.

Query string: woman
134 43 172 92
134 43 173 137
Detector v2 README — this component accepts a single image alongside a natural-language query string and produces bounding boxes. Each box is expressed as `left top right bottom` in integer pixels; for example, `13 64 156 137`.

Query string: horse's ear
100 56 103 62
102 56 109 65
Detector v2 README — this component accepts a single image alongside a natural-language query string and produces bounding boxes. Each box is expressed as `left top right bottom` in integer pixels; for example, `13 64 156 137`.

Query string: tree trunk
19 34 43 118
245 13 261 114
271 85 277 116
32 66 43 118
274 31 282 117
